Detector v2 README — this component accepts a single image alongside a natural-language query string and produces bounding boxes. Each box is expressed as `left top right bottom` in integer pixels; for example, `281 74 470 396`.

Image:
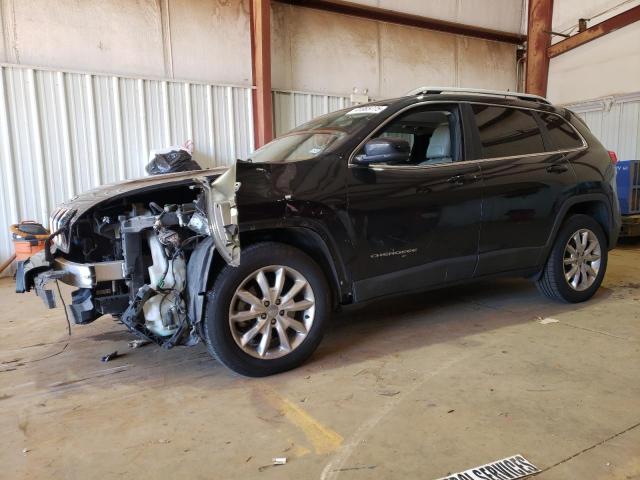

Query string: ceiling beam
525 0 553 96
273 0 525 44
548 5 640 58
250 0 274 148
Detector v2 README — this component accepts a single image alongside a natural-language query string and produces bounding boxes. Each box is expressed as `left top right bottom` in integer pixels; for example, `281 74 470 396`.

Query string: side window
363 106 461 166
538 112 584 150
472 105 545 159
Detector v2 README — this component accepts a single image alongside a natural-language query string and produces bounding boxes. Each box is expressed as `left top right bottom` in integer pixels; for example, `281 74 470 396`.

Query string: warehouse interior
1 1 639 479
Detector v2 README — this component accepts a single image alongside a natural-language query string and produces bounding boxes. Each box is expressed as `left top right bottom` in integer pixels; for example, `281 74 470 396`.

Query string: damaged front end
16 164 240 348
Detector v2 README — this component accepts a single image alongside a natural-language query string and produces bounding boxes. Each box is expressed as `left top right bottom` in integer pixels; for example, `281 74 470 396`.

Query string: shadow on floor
309 277 613 368
10 276 614 392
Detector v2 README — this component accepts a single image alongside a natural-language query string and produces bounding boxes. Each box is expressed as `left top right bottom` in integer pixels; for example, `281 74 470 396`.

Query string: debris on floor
128 339 151 349
257 457 288 472
332 465 377 472
538 317 559 325
378 390 400 397
100 351 122 362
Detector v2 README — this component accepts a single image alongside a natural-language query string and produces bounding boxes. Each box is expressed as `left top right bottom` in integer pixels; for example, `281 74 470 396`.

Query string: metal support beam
250 0 274 148
274 0 525 44
548 5 640 58
525 0 553 97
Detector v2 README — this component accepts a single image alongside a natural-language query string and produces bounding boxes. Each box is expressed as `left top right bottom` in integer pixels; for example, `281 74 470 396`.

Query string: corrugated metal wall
567 92 640 161
0 68 357 273
272 89 352 137
0 64 254 271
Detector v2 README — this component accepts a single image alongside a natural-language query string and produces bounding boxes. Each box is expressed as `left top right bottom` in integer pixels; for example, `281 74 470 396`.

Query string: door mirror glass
355 137 411 165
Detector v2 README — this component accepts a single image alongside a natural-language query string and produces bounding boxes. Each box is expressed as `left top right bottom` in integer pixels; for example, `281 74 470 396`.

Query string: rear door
346 103 483 301
469 103 579 275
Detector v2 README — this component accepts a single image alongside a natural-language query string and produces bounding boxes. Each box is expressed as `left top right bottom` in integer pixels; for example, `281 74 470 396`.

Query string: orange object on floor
10 221 50 261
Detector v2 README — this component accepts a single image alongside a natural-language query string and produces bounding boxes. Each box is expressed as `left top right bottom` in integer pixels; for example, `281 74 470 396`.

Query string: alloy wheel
563 228 601 291
228 266 315 359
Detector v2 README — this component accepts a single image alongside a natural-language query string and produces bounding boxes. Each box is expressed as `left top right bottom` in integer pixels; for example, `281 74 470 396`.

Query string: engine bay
19 167 240 349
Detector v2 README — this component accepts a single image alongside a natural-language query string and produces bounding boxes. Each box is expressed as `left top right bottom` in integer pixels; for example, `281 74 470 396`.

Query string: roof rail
405 86 551 105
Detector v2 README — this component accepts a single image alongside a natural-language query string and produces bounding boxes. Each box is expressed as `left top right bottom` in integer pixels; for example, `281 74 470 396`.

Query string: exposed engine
143 231 187 337
90 198 208 347
18 167 241 349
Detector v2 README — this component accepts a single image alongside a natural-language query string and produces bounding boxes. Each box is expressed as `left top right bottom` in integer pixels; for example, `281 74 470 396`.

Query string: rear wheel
202 242 330 376
536 214 608 303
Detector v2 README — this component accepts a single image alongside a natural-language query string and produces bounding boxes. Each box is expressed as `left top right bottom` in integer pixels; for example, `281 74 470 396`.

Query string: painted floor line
320 353 472 480
261 386 343 455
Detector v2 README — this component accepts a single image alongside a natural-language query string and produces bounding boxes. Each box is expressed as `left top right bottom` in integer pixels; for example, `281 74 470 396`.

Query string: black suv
16 87 621 376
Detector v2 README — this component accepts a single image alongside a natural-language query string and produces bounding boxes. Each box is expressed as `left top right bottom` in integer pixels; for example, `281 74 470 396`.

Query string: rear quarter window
538 112 585 150
471 105 546 159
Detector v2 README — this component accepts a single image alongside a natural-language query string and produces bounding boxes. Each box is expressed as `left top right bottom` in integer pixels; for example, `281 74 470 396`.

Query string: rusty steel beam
250 0 274 148
525 0 553 97
274 0 525 44
548 5 640 58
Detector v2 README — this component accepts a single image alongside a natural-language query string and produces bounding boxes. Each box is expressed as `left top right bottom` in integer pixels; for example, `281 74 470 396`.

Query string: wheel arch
535 193 613 280
238 226 350 308
187 224 351 331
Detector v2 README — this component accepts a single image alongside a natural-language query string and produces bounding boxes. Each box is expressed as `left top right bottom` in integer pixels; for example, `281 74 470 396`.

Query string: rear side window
538 112 584 150
471 105 545 159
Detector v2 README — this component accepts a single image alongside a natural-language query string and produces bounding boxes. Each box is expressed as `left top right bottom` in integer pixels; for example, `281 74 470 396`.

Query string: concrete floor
1 244 639 480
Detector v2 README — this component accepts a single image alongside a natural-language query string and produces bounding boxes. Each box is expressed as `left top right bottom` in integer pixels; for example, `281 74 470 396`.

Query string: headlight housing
49 207 76 253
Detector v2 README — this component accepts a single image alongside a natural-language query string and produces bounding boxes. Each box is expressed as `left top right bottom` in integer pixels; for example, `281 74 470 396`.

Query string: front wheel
202 242 330 377
536 214 608 303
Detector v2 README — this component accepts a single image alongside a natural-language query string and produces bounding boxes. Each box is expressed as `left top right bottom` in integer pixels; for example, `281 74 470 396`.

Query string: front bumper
16 251 125 308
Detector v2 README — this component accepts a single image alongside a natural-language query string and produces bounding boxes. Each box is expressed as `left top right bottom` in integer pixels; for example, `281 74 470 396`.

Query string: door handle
546 164 569 174
447 174 478 185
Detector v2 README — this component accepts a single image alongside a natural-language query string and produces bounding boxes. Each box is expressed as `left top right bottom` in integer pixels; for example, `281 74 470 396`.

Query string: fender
186 219 353 325
534 193 614 279
241 218 353 304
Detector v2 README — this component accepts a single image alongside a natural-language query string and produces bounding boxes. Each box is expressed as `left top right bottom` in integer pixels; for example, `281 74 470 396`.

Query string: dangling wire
56 280 72 336
15 281 71 366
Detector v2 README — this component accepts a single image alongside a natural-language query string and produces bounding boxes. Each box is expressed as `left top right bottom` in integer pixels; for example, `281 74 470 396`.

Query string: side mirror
355 137 411 165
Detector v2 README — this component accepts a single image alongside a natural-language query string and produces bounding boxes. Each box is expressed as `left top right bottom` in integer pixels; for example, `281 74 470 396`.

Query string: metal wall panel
566 92 640 161
0 64 254 273
272 90 352 137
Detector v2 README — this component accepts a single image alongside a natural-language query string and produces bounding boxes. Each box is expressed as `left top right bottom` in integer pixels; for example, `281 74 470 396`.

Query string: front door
346 103 483 301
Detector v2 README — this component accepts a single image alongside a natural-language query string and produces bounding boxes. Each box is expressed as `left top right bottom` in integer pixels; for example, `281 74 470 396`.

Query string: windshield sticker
346 105 387 115
434 454 540 480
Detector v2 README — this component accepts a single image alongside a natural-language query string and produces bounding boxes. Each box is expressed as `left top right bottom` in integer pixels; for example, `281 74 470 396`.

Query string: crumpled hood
58 166 229 220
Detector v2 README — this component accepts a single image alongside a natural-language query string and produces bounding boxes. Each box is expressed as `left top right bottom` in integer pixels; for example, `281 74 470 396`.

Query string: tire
202 242 330 377
536 214 608 303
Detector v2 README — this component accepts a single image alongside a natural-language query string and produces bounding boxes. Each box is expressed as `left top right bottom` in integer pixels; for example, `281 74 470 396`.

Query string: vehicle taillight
608 151 618 164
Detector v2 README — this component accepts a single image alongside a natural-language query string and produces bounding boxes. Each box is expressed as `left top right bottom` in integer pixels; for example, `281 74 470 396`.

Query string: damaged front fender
196 162 241 267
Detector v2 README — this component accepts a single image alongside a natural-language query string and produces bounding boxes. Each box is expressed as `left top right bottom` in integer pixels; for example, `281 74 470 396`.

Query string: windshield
248 104 387 163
